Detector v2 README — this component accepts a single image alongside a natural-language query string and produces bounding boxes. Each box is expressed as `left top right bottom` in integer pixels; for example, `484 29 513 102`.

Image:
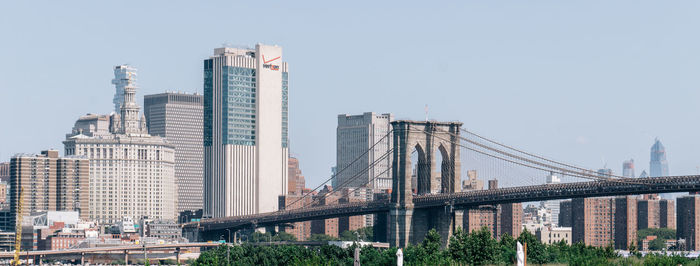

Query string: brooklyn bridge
183 120 700 247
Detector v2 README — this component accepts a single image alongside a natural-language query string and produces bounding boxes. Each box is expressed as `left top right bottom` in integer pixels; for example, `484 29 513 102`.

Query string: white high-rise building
203 44 289 218
336 112 394 191
111 65 137 113
63 65 177 224
542 172 561 226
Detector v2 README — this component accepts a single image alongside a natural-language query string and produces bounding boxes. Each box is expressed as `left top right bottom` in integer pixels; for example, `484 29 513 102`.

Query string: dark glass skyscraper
650 139 669 177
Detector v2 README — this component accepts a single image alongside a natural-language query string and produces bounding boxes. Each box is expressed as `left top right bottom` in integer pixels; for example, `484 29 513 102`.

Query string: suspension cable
421 129 648 185
285 130 393 208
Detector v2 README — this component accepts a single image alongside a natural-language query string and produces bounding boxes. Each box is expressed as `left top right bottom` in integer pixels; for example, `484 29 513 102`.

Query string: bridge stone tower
389 120 462 247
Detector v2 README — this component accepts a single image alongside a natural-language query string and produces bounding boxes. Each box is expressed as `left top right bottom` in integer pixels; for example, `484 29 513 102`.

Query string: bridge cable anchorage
285 130 394 208
460 128 631 180
415 129 649 186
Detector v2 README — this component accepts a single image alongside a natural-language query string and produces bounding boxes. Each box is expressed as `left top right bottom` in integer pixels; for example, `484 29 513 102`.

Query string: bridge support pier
389 207 413 247
389 120 462 248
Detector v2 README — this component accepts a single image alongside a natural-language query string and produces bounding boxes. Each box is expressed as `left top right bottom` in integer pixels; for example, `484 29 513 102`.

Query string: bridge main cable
460 128 627 179
421 128 648 185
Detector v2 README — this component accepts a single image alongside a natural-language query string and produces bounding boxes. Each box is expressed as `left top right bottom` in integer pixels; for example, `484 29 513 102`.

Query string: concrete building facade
203 44 289 218
336 112 394 190
63 65 176 223
538 226 572 245
144 92 204 213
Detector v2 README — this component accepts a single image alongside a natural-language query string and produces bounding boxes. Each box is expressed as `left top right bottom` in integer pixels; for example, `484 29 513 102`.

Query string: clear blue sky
1 1 699 187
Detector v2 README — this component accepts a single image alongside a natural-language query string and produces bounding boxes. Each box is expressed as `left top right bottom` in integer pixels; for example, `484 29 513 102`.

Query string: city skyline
2 1 700 189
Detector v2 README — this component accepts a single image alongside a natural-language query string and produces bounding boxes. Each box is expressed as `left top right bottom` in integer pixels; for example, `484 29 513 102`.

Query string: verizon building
203 44 289 218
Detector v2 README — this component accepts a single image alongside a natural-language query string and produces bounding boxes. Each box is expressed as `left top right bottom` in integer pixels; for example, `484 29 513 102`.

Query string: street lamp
142 241 147 265
225 229 231 266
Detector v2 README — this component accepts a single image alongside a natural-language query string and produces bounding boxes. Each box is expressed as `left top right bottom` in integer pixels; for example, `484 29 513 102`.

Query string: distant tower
639 170 649 178
622 159 635 178
111 65 137 113
650 139 669 177
114 65 142 134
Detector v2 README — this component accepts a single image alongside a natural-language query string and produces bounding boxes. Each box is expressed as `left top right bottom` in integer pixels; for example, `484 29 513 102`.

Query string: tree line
193 227 698 265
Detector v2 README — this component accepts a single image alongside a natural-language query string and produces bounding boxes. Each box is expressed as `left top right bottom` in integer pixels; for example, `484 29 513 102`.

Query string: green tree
422 229 442 256
340 230 358 241
448 227 469 263
357 226 373 241
308 233 338 241
517 229 547 264
460 226 497 265
273 231 297 242
648 237 667 251
497 233 518 264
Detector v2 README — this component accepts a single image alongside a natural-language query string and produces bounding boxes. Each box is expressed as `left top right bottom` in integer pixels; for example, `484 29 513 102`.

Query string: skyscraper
336 112 394 190
144 92 204 213
622 159 635 178
64 65 176 223
203 44 289 218
650 139 669 177
111 65 137 113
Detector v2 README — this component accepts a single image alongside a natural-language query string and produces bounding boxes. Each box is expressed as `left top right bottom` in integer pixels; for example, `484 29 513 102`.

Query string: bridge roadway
186 175 700 232
0 242 220 259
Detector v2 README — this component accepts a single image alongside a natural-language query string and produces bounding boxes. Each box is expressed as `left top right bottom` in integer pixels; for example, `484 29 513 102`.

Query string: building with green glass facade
203 44 289 218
